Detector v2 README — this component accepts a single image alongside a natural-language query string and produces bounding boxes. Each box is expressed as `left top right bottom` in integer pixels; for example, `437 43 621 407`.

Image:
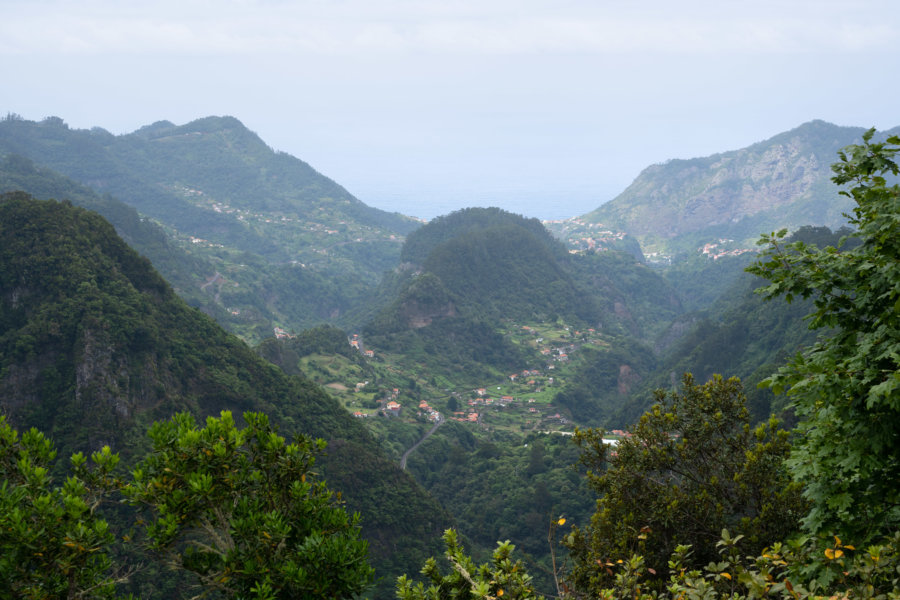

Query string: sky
2 0 899 221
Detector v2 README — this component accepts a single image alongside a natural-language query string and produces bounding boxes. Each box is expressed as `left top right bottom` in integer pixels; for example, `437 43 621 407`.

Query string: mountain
0 115 422 342
361 208 684 392
385 208 601 326
361 208 601 383
606 225 857 428
0 115 416 240
0 192 447 594
574 120 899 255
0 153 214 300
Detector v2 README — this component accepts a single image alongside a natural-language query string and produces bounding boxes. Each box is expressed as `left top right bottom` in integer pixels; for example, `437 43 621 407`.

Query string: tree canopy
0 416 123 599
566 374 804 593
396 529 544 600
124 411 373 599
0 411 373 599
748 129 900 543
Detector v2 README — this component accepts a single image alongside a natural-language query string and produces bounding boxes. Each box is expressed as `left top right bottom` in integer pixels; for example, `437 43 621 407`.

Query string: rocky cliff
580 120 898 251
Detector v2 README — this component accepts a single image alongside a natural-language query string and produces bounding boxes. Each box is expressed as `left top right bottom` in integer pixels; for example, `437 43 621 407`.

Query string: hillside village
544 217 630 254
314 320 609 435
698 238 756 260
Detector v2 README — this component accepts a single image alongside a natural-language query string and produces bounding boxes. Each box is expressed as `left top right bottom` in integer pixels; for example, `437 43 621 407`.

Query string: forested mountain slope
0 153 213 299
398 208 596 323
603 226 856 427
0 192 448 592
364 207 685 386
0 115 421 341
572 120 899 254
0 115 416 239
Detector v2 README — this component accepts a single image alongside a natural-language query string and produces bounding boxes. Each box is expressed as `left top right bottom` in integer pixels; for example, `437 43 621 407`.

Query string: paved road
200 272 225 303
400 414 444 470
200 271 223 291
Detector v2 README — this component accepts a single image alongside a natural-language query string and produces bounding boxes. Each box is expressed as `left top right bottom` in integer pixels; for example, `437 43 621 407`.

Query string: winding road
399 414 444 470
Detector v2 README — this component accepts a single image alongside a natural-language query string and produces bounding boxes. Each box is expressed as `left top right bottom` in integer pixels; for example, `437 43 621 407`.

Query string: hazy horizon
3 0 899 221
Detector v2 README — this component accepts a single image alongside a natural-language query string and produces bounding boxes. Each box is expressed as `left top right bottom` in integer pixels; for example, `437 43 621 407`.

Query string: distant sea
360 187 609 222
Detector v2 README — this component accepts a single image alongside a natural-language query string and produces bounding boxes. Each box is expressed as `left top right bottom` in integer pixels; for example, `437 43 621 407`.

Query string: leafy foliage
397 529 544 600
405 426 595 593
0 416 124 599
0 411 376 599
399 528 900 600
748 129 900 544
566 374 805 593
580 530 900 600
124 411 373 599
0 194 448 589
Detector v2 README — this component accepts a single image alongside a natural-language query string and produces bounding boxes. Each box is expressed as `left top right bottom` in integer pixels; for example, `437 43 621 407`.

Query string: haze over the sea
2 0 899 220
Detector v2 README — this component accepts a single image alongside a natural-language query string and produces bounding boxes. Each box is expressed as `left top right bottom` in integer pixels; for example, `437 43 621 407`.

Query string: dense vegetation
404 424 595 593
0 193 447 595
567 250 683 341
2 118 899 599
567 375 805 593
396 130 900 599
378 208 601 326
0 115 420 343
400 207 562 266
0 411 373 599
748 129 900 544
363 207 686 390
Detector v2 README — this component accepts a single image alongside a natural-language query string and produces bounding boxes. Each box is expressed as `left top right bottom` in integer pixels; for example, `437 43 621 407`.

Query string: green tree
0 416 124 599
124 411 373 599
397 529 544 600
566 374 804 593
748 129 900 543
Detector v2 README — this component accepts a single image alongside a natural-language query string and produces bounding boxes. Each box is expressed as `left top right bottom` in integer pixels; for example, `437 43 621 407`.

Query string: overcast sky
2 0 898 220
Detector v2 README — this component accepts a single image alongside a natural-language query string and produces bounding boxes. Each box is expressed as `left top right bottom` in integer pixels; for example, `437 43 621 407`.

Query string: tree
124 411 373 599
0 416 125 599
565 374 804 593
396 529 544 600
748 129 900 544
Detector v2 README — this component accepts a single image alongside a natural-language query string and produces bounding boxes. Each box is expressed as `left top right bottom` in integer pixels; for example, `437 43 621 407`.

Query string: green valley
0 115 420 344
2 115 899 599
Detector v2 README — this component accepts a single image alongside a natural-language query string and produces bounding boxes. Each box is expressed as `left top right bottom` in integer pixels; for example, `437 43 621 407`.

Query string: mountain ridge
0 192 448 594
569 120 899 255
0 114 423 342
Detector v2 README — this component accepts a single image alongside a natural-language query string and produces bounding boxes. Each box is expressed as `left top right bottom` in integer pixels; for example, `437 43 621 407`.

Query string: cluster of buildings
567 229 629 254
352 386 403 418
273 327 294 340
349 333 375 358
450 411 480 423
417 400 441 422
698 239 755 260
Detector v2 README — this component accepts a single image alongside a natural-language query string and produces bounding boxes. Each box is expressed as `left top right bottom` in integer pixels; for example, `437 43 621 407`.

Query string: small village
544 217 631 255
334 321 608 435
698 238 755 260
